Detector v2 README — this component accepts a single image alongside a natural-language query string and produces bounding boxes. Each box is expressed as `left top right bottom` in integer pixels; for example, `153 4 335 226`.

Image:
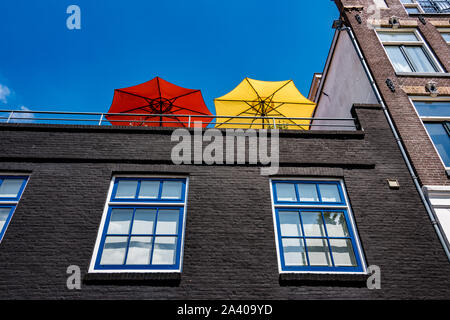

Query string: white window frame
269 177 367 275
401 0 450 14
88 175 189 274
0 173 29 242
409 96 450 173
375 28 445 75
400 0 425 14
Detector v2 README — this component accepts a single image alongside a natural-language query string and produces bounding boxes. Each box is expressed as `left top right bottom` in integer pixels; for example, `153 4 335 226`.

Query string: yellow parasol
214 78 316 130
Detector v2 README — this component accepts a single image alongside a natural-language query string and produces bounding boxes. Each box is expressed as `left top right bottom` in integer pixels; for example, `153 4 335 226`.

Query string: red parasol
106 77 213 127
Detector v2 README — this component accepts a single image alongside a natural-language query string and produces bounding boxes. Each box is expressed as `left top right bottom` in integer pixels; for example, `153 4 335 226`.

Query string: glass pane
378 31 418 42
131 209 156 235
406 7 420 13
0 179 24 198
414 101 450 117
330 239 357 267
324 212 350 237
126 236 152 265
305 238 332 266
115 180 138 199
0 207 11 232
155 209 179 235
107 209 133 234
442 33 450 42
424 123 450 167
100 236 128 265
278 211 302 237
282 238 307 266
401 0 414 3
138 180 160 199
319 184 342 202
404 46 437 73
385 46 413 72
301 212 326 237
161 181 183 200
275 183 297 202
297 184 319 202
152 236 177 265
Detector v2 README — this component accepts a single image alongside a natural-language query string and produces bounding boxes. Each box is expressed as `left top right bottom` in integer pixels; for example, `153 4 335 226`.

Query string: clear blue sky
0 0 338 115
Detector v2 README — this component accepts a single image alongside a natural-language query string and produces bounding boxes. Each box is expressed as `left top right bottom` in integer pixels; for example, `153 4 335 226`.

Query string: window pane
155 209 179 235
297 183 319 202
442 33 450 42
100 236 128 265
152 236 177 265
0 208 11 232
161 181 183 200
305 239 332 266
385 46 413 72
319 184 342 202
138 181 160 199
330 239 357 267
282 238 307 266
275 183 297 202
301 212 326 237
126 236 152 265
404 46 437 73
424 123 450 167
107 209 133 234
279 211 302 237
414 101 450 117
406 7 420 13
378 31 418 42
324 212 350 237
115 180 138 199
131 209 156 235
0 179 24 198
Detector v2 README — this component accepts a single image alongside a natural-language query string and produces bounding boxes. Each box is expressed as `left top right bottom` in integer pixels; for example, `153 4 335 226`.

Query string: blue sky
0 0 338 115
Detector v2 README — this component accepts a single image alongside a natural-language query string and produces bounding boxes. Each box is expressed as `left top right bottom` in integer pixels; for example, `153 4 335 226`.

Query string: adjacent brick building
312 0 450 259
0 105 449 299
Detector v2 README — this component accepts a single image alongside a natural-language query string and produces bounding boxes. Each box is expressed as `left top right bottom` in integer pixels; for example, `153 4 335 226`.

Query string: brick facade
335 0 450 186
0 105 449 299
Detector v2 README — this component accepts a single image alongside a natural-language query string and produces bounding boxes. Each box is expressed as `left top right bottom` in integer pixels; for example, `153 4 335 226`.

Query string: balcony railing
418 0 450 13
0 109 358 130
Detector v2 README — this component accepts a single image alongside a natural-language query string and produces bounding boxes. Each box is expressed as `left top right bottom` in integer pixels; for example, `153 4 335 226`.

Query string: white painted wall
312 31 378 131
424 186 450 245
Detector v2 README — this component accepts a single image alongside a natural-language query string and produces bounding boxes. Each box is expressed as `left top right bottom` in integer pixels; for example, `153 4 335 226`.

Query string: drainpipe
340 25 450 261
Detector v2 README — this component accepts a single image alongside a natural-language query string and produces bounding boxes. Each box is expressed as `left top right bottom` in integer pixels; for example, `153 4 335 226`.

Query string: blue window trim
94 205 184 270
271 180 365 273
272 180 346 206
110 178 186 203
0 205 15 242
0 176 28 202
275 208 364 273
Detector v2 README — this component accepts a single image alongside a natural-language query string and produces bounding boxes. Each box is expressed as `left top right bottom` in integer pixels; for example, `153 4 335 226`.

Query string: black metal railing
0 109 359 130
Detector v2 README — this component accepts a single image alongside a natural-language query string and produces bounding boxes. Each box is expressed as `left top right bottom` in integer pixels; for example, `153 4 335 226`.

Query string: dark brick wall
335 0 450 186
0 105 449 299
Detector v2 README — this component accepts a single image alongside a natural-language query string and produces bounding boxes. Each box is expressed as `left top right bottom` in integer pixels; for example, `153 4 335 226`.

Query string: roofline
311 27 342 118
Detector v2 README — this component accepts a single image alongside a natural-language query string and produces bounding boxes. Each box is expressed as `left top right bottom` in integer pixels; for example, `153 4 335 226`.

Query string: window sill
83 272 181 286
409 13 450 17
396 72 450 78
279 273 368 287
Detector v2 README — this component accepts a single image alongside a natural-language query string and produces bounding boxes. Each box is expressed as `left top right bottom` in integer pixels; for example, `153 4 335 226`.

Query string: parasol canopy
106 77 213 127
214 78 316 130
